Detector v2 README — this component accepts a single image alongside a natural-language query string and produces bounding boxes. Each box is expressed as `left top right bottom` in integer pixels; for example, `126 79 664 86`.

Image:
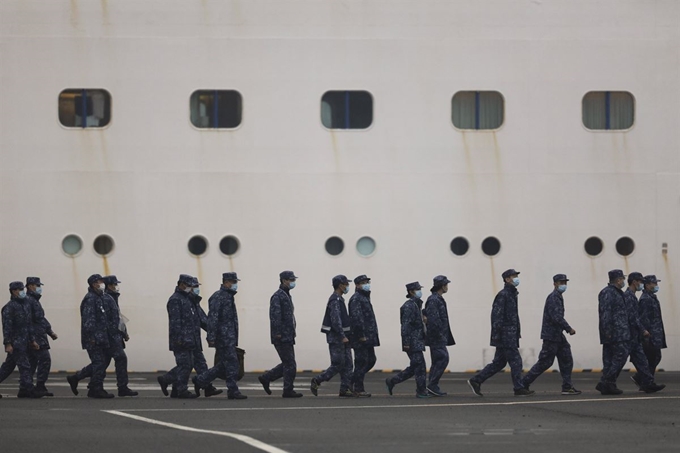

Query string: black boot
67 375 79 396
176 389 198 399
157 376 169 396
36 383 54 397
170 386 178 398
87 387 115 399
204 385 223 397
18 388 45 399
118 386 139 397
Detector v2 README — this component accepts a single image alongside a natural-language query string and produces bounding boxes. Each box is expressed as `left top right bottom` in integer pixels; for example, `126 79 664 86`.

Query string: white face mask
18 290 27 299
288 281 296 289
231 283 238 291
653 286 659 293
97 283 105 291
35 287 43 295
414 290 423 299
114 285 120 293
342 286 349 294
192 287 200 296
183 286 192 293
557 285 567 293
512 277 520 287
361 284 371 292
619 279 626 289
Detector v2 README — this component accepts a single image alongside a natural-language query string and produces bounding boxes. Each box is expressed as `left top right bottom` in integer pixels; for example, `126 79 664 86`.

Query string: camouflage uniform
26 283 54 389
80 283 117 391
1 286 36 391
194 285 241 396
638 277 666 377
388 284 427 396
424 287 455 393
349 280 379 393
314 290 353 392
598 282 631 386
471 282 524 391
521 287 574 390
260 278 298 394
621 286 653 387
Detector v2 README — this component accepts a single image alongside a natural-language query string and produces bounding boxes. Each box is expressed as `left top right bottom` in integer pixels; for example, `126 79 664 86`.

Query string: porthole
356 236 376 257
219 235 240 256
616 237 635 257
62 234 83 256
584 236 604 257
325 236 344 256
481 236 501 256
187 235 208 256
450 237 469 256
93 234 115 256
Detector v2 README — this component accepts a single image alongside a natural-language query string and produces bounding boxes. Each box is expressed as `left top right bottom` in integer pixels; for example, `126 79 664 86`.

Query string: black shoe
282 391 303 398
170 386 178 398
157 376 169 396
87 388 115 399
416 392 431 399
339 389 356 397
227 391 247 400
609 384 623 395
561 387 582 395
176 390 198 399
118 386 139 397
258 375 272 395
191 376 202 397
630 374 641 390
598 383 622 395
642 383 665 394
67 375 79 396
204 385 223 397
427 386 446 397
355 391 371 398
36 383 54 397
310 378 320 396
385 378 395 396
468 379 483 397
18 388 45 399
514 388 535 397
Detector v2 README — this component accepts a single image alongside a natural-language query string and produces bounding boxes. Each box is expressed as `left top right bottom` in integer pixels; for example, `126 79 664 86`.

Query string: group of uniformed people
0 267 668 398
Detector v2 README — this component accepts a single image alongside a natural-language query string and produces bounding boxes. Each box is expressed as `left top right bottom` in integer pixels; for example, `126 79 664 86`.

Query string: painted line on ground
104 410 290 453
114 395 680 412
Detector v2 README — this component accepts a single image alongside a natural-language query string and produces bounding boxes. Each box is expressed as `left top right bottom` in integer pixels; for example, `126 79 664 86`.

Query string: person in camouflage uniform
0 281 43 398
623 272 664 393
24 277 57 397
520 274 580 395
312 275 354 397
349 274 379 397
637 275 666 378
597 270 664 395
468 269 533 397
192 272 246 400
258 271 303 398
424 275 455 397
386 281 430 399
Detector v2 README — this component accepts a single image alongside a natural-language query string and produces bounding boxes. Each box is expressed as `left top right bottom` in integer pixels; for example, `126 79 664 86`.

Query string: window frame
58 88 113 130
581 91 636 132
451 90 505 132
189 89 244 131
320 90 375 131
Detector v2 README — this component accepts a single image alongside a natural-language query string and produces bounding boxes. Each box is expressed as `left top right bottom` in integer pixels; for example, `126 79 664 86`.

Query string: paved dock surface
2 371 678 453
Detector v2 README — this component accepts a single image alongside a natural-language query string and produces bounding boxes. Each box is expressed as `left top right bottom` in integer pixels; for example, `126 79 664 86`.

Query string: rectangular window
321 91 373 130
452 91 504 130
582 91 634 130
58 89 111 128
190 90 242 129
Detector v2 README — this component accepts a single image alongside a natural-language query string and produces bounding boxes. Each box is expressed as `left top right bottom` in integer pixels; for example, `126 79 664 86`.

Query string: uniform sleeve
624 292 645 337
81 297 97 343
206 298 220 344
329 298 346 338
349 297 365 339
2 305 13 345
400 303 414 345
167 298 182 347
199 306 209 331
598 290 612 340
270 293 282 338
546 294 572 332
490 293 505 341
638 294 653 331
424 298 442 336
31 299 53 335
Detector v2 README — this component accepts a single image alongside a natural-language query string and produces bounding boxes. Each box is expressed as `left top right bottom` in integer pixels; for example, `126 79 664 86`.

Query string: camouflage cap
552 274 569 282
9 281 24 291
87 274 104 285
190 277 201 287
432 275 451 286
103 275 121 285
26 276 43 286
643 275 661 284
406 281 424 292
608 269 626 280
627 272 644 282
279 270 298 280
222 272 240 282
353 274 371 284
501 269 520 279
178 274 194 286
332 275 351 287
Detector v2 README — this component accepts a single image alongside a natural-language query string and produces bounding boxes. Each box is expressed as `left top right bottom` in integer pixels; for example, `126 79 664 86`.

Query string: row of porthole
60 234 636 258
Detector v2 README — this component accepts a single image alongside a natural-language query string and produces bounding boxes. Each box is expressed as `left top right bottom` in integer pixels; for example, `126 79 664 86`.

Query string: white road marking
104 410 291 453
116 395 680 412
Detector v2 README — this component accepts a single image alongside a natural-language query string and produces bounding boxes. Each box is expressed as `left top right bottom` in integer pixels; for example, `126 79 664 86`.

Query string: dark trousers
642 343 662 377
315 343 353 391
522 340 573 390
0 347 34 390
86 348 108 390
76 342 129 388
624 341 654 386
391 350 427 394
600 342 630 385
473 347 524 391
29 348 52 385
196 346 239 394
351 346 377 392
162 350 195 392
261 342 297 393
428 346 449 390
